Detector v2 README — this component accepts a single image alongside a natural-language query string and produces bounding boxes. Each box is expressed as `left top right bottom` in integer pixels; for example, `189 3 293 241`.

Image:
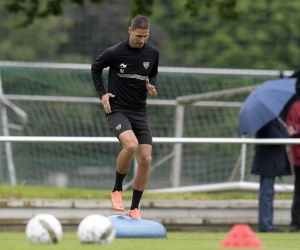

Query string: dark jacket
252 119 292 177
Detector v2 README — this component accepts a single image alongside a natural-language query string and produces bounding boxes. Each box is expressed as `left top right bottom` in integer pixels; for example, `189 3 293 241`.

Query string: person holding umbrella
284 70 300 232
252 118 293 232
238 75 299 232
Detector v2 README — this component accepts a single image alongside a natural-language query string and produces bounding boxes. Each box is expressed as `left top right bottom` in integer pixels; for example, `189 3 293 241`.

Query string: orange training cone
219 224 264 248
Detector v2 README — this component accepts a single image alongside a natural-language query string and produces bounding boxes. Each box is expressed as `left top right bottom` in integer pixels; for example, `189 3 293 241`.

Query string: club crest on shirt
143 62 150 69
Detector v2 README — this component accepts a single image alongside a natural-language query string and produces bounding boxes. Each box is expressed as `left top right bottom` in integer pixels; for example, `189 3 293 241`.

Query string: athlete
91 15 159 219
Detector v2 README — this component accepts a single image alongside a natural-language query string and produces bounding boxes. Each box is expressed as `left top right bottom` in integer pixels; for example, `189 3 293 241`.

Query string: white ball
25 213 63 244
77 214 115 244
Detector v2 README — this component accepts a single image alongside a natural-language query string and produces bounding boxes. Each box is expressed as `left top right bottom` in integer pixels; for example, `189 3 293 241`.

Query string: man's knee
137 153 152 167
123 140 139 153
119 131 139 153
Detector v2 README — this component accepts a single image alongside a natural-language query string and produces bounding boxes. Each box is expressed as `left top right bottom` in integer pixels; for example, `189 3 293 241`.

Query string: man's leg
132 144 152 191
258 175 275 231
111 130 138 211
290 166 300 231
126 144 152 219
116 130 138 174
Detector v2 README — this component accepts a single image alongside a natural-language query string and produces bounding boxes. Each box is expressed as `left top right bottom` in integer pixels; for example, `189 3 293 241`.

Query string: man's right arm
91 48 112 99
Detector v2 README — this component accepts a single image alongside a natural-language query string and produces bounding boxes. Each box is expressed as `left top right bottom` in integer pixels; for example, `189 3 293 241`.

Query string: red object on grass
219 224 264 248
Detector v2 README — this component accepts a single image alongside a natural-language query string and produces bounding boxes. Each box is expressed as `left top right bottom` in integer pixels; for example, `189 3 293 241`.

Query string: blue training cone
108 215 167 238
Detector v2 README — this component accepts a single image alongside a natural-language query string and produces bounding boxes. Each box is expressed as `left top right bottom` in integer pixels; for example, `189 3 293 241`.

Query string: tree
0 0 131 62
0 6 74 61
3 0 237 27
3 0 103 27
150 0 300 69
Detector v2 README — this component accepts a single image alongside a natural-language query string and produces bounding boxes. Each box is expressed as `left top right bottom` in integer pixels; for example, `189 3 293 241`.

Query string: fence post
240 141 247 182
0 72 17 185
172 104 185 187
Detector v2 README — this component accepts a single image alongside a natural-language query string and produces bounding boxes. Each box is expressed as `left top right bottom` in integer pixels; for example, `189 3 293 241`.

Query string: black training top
91 39 159 112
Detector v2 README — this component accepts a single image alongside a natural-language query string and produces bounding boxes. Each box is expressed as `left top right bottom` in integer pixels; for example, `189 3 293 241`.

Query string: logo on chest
143 62 150 69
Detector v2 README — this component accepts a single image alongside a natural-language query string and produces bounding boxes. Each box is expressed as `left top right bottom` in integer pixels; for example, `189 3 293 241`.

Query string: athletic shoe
110 191 124 211
126 208 142 219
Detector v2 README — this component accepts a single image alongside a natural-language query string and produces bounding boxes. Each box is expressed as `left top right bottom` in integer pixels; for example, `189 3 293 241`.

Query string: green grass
0 186 297 250
1 232 300 250
0 184 293 200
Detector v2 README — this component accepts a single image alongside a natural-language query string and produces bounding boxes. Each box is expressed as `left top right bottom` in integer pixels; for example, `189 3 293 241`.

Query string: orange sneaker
126 208 142 219
110 191 124 211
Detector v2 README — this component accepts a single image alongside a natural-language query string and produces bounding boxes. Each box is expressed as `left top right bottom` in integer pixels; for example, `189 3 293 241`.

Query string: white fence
0 136 298 192
0 61 296 191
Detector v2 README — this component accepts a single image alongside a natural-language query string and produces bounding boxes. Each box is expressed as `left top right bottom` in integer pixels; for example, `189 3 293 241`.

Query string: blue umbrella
238 78 297 136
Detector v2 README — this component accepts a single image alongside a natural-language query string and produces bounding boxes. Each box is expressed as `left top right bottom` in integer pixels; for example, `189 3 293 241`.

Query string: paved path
0 199 292 232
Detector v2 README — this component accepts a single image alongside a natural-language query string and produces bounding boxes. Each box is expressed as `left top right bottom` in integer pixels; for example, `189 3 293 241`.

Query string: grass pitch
0 184 293 200
0 185 297 250
1 232 300 250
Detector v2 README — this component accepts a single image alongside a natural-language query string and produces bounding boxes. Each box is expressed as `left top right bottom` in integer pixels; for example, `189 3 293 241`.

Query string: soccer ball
25 213 63 244
77 214 116 244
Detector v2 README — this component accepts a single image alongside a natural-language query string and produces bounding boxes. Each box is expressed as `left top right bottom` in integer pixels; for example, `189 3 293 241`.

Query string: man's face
128 27 149 48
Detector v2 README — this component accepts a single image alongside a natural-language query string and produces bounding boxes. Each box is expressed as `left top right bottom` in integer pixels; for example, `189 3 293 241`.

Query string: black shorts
106 111 153 145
